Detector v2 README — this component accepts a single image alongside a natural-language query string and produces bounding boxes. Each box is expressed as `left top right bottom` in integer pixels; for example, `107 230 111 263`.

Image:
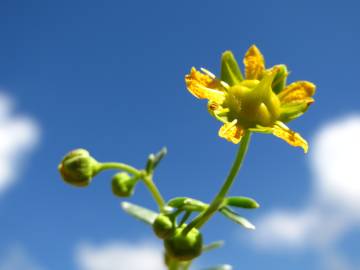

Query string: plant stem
143 174 166 211
98 162 165 210
183 131 251 234
99 162 140 175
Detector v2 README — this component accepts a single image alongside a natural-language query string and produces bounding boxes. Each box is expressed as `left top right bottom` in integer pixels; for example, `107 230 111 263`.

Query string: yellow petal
218 120 244 144
278 81 316 106
185 67 225 104
243 45 265 80
272 122 308 153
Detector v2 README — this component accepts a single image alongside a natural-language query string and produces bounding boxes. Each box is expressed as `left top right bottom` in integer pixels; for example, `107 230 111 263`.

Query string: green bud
164 224 203 261
58 149 100 187
111 172 136 197
152 214 175 239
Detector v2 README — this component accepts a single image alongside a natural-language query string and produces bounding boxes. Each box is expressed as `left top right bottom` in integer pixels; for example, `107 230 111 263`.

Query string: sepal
221 51 243 85
271 65 288 94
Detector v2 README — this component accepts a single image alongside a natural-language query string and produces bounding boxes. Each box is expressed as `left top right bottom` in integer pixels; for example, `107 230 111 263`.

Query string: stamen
200 68 216 79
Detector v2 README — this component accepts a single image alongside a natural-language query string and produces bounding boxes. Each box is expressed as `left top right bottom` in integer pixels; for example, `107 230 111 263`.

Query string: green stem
143 175 166 211
183 131 251 234
99 162 140 175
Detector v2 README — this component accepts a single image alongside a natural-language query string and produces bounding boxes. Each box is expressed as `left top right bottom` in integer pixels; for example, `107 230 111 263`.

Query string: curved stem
183 131 251 234
98 162 166 211
143 175 166 211
99 162 140 175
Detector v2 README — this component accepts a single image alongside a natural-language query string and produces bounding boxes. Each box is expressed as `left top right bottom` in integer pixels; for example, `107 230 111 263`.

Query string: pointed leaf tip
220 207 256 230
121 201 158 225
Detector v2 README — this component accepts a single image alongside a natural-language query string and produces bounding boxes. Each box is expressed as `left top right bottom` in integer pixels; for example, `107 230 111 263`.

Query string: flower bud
58 149 100 187
164 224 203 261
152 214 175 239
111 172 136 197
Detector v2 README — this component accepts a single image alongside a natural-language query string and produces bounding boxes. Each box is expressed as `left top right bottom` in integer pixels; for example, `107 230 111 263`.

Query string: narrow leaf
121 201 158 225
145 154 155 172
152 147 167 169
202 240 224 252
220 207 255 230
167 197 208 212
225 196 260 209
202 264 232 270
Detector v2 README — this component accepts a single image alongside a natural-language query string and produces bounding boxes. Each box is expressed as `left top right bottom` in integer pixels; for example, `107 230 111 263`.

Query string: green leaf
202 264 232 270
152 147 167 169
202 240 224 252
145 147 167 172
225 196 260 209
121 201 158 225
220 207 255 230
167 197 208 212
221 51 243 86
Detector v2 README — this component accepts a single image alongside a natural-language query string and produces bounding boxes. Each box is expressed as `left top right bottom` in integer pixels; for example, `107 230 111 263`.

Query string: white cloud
76 241 165 270
0 246 44 270
0 93 40 195
312 116 360 210
251 115 360 269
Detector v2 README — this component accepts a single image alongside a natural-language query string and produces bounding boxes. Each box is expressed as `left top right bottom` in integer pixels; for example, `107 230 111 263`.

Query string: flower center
223 80 281 128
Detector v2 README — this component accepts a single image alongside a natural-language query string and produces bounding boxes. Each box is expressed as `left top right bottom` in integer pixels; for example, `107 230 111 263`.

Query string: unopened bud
164 224 203 261
58 149 100 187
153 214 175 239
111 172 136 197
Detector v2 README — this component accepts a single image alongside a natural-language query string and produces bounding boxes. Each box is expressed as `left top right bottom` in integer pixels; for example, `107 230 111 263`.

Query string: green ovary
223 80 281 128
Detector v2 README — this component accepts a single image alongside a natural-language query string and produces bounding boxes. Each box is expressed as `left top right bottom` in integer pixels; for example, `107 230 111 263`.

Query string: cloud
251 115 360 269
76 241 165 270
0 245 44 270
0 93 40 195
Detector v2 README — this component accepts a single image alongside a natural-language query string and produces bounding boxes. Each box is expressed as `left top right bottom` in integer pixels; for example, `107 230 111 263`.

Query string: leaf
145 154 155 172
202 240 224 252
121 201 158 225
220 207 255 230
152 147 167 169
146 147 167 172
202 264 233 270
167 197 208 212
225 196 260 209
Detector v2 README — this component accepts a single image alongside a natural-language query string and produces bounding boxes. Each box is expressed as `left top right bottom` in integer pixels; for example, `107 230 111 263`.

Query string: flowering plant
58 45 315 270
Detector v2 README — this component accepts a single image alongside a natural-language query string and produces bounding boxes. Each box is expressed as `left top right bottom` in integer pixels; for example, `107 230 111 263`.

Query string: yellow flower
185 45 315 153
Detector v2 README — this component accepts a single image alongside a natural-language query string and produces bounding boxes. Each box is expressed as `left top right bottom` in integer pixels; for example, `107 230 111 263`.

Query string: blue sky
1 0 360 269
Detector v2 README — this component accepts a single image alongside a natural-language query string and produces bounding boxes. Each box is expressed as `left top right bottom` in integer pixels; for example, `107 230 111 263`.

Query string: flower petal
243 45 265 80
278 81 316 106
272 122 308 153
218 120 244 144
185 67 226 104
